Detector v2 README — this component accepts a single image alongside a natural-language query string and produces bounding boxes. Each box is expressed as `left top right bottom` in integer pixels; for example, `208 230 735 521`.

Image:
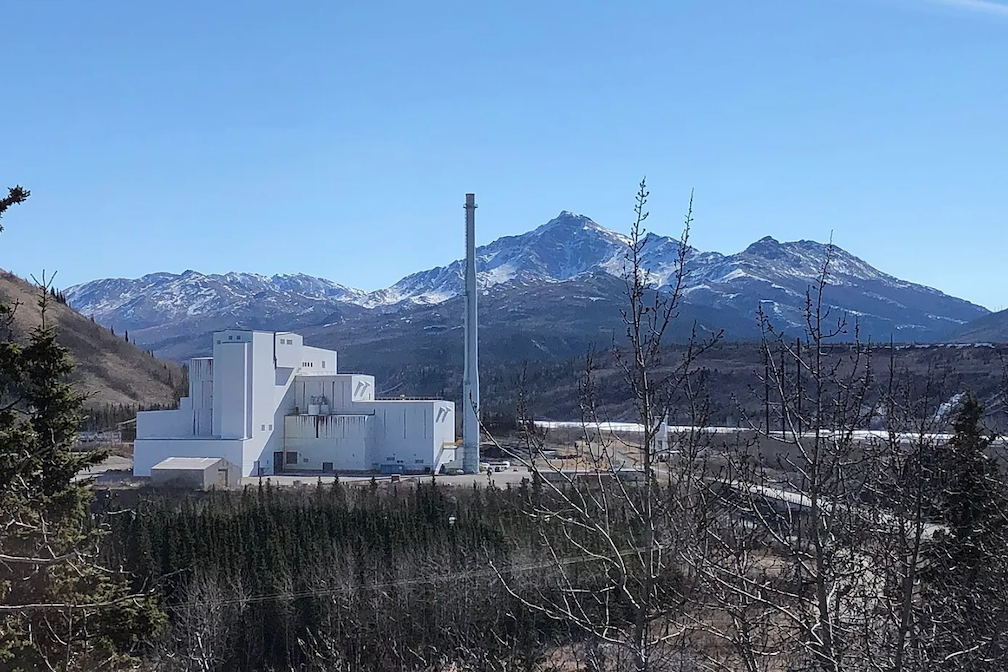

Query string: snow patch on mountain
66 209 990 345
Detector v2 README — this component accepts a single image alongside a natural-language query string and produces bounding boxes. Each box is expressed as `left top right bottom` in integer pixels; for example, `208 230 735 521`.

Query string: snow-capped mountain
65 211 990 360
363 211 632 306
67 271 366 330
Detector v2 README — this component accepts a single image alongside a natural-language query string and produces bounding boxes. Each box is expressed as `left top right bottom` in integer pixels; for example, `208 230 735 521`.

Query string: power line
160 544 655 613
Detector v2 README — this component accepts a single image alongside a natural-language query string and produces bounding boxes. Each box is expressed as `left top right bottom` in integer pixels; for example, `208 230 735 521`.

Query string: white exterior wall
213 339 250 439
299 345 336 373
136 407 192 439
242 332 281 476
264 370 297 474
273 332 304 368
190 357 214 436
134 438 245 476
150 465 211 488
368 400 456 473
134 329 454 478
432 402 457 470
292 374 376 413
338 375 375 407
282 415 373 471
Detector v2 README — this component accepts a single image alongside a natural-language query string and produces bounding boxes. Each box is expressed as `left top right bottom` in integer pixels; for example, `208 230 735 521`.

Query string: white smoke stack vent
462 193 480 474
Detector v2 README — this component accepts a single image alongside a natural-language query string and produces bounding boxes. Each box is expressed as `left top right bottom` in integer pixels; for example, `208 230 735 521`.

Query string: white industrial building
133 330 458 478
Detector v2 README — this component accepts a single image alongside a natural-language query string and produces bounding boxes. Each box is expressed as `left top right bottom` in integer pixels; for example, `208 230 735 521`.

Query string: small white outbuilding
150 457 241 489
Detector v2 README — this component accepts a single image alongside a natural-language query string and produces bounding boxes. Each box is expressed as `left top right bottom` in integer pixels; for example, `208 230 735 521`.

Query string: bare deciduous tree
697 242 1001 672
491 179 718 672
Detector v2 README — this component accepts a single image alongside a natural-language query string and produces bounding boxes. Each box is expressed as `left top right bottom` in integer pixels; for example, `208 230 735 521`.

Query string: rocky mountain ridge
66 211 991 361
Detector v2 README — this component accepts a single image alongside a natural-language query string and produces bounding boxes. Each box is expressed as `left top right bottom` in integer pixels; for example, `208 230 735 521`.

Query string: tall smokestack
462 193 480 475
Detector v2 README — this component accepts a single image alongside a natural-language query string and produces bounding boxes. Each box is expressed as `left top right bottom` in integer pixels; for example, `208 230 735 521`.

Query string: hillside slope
0 270 183 408
948 308 1008 343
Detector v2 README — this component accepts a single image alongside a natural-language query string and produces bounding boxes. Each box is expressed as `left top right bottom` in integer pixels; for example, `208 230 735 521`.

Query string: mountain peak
533 211 630 247
743 236 783 258
537 210 600 231
65 210 991 353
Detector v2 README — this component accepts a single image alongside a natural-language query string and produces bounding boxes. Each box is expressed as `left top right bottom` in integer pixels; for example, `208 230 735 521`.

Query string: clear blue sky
2 0 1005 309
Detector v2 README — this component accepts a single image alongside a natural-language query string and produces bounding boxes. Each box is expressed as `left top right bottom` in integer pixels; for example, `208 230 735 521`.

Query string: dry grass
0 270 183 408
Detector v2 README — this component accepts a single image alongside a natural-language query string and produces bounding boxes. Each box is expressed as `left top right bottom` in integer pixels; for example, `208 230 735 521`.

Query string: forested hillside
336 339 1008 430
949 307 1008 343
0 269 185 408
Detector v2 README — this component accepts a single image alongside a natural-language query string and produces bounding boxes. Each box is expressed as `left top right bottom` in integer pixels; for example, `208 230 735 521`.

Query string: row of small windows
301 361 327 368
260 423 274 432
211 336 298 346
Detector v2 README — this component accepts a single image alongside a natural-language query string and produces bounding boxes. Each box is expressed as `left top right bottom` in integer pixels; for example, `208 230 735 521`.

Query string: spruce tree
0 190 163 669
922 393 1008 669
941 395 1004 569
0 186 29 232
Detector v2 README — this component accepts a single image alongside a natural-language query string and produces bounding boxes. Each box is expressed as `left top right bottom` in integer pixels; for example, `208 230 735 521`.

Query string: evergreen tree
941 395 1004 566
0 190 162 670
0 185 29 232
922 393 1008 669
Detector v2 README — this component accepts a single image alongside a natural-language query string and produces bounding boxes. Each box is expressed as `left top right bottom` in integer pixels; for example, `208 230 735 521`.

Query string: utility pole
781 342 786 439
764 346 770 435
796 337 802 439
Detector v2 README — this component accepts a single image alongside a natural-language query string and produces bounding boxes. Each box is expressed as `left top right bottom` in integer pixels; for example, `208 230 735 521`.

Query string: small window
268 424 273 431
229 335 233 340
216 340 221 344
286 451 298 465
261 424 265 431
322 360 326 368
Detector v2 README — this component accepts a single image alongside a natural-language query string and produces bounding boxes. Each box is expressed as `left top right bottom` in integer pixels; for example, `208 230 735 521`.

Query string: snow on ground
534 420 998 445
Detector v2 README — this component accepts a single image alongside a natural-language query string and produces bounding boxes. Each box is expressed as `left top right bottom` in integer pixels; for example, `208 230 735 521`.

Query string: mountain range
66 211 992 364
